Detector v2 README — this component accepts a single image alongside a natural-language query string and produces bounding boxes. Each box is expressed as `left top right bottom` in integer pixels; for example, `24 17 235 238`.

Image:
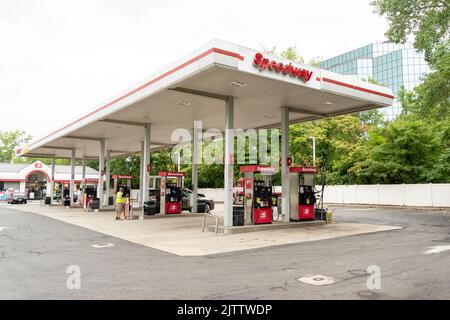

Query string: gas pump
112 175 132 201
240 165 276 225
158 171 184 214
83 185 97 211
112 174 132 217
289 166 317 221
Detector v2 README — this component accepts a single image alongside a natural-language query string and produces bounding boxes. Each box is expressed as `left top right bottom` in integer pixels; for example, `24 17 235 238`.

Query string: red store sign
253 53 313 82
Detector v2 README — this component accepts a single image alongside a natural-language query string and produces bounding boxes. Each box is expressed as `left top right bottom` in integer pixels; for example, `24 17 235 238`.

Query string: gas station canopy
19 39 394 159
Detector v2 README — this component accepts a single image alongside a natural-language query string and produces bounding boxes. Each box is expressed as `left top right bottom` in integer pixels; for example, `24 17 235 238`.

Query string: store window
0 181 4 191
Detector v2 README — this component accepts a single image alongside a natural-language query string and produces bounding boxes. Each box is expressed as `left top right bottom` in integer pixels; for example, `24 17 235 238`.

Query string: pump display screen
165 186 181 203
299 185 316 205
253 180 272 208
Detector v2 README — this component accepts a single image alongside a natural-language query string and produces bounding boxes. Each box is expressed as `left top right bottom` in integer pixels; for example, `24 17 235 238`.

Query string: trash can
314 208 326 221
144 201 159 215
63 198 71 207
90 198 100 210
108 196 114 206
233 205 244 226
44 197 51 205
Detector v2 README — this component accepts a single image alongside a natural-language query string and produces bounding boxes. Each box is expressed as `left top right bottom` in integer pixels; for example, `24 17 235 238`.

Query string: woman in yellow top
115 187 126 220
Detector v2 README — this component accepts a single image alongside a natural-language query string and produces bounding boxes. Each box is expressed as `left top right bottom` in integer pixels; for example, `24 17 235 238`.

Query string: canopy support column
49 157 55 205
281 106 290 222
69 149 75 206
139 141 144 208
224 97 235 231
104 149 111 206
191 122 201 213
98 139 105 209
141 124 151 220
81 158 86 193
81 158 86 206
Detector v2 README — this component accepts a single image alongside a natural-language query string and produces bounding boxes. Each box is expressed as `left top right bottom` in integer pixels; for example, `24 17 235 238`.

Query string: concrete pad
2 203 402 256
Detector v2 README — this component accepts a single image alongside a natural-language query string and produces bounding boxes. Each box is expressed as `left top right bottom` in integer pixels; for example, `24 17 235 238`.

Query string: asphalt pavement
0 205 449 299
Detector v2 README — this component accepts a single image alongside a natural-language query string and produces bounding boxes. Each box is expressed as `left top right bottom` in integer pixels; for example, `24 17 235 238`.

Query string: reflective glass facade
319 42 430 120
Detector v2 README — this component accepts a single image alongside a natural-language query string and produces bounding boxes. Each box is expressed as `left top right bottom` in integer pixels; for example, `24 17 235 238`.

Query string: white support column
281 106 290 223
141 124 151 219
98 139 105 209
81 157 86 193
191 122 201 213
81 157 86 206
50 157 55 205
224 97 235 229
69 149 75 206
104 149 111 206
139 141 144 207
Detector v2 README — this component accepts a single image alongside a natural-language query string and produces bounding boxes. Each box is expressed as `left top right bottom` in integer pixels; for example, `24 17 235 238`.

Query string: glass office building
319 42 430 120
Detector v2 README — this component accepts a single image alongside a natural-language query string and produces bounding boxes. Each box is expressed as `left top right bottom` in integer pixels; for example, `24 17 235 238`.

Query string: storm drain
297 274 337 286
91 243 115 248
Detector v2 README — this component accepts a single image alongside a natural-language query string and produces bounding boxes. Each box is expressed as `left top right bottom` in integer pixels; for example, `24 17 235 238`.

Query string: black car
182 188 215 213
7 193 28 204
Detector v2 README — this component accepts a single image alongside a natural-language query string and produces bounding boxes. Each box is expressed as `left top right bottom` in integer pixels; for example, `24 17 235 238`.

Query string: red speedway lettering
253 52 313 82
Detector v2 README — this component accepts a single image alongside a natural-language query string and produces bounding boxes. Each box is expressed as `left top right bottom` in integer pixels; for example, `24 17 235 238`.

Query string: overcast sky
1 0 389 139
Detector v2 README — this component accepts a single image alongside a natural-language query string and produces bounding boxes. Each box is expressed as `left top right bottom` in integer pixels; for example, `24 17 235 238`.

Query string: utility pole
310 136 316 166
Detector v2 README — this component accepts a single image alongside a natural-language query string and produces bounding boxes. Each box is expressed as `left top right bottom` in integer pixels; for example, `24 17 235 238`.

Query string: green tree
289 115 368 184
109 155 141 189
261 45 277 55
307 56 323 67
353 118 441 183
400 44 450 120
373 0 450 120
372 0 449 65
151 149 177 174
281 46 305 64
0 130 31 163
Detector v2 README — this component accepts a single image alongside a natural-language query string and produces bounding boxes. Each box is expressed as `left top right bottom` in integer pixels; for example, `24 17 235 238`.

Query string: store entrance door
26 171 47 200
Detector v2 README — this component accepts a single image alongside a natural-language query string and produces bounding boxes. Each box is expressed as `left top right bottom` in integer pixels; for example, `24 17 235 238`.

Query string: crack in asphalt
201 286 252 299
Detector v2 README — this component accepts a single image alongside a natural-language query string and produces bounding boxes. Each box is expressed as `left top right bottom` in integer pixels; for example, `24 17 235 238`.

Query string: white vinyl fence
198 188 225 203
198 184 450 208
320 184 450 207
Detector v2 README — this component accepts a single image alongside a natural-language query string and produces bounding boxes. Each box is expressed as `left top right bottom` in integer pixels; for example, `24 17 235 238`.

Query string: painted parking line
91 243 115 249
424 245 450 254
0 226 10 231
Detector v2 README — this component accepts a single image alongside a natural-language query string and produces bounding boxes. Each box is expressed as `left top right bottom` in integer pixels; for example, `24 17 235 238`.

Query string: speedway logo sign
253 52 313 82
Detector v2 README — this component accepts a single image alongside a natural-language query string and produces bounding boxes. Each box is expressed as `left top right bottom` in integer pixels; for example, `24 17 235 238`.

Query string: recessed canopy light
230 81 247 87
176 101 191 106
324 101 334 105
264 114 273 119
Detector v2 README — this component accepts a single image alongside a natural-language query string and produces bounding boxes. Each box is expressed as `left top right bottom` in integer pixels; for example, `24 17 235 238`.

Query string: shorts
115 203 125 214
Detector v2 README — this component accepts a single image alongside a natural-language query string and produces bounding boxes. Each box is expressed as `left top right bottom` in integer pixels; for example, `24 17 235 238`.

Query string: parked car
148 189 160 203
143 188 213 214
7 192 28 204
182 188 215 213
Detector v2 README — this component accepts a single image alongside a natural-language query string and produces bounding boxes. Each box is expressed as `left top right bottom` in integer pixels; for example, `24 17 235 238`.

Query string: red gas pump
240 165 276 225
112 174 132 217
158 171 184 214
289 166 317 221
